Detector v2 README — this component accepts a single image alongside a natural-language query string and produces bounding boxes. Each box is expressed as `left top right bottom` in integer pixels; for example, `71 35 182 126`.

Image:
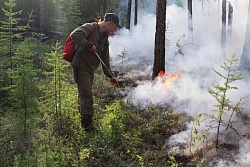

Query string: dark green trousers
76 67 94 118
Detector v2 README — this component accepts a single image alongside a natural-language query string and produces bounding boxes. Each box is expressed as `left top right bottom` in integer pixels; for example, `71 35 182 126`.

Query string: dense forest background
1 0 250 167
0 0 121 34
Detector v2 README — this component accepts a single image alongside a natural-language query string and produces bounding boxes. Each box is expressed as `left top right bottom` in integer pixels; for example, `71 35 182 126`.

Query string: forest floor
113 61 250 167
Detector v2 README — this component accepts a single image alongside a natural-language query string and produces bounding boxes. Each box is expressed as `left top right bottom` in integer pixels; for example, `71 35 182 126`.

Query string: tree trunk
227 2 233 39
134 0 138 26
126 0 132 29
239 0 250 72
152 0 167 80
40 0 46 34
188 0 194 43
221 0 227 57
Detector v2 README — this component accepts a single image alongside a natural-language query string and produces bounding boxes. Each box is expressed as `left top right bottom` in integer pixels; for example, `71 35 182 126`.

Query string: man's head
99 13 121 34
104 13 121 28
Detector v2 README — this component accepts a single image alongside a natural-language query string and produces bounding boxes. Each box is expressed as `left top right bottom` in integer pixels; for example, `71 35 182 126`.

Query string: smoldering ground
109 0 250 166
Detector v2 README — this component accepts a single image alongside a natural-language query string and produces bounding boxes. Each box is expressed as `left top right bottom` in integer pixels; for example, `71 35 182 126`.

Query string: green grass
1 66 186 167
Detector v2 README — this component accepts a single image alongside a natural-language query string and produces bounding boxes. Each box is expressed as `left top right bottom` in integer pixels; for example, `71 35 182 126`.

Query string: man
70 13 121 132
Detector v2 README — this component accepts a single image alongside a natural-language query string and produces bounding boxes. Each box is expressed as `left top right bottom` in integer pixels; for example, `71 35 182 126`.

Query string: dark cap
104 13 121 28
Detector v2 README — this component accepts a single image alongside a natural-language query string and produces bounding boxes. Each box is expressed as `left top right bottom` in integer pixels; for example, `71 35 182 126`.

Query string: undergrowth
2 65 187 166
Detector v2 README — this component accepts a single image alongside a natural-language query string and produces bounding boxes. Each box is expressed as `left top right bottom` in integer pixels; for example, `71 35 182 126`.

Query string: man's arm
70 23 94 49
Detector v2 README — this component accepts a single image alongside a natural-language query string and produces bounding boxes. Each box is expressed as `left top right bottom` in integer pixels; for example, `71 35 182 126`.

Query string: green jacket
71 22 112 78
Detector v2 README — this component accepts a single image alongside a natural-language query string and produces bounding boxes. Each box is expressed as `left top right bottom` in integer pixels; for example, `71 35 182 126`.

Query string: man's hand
108 77 118 84
89 45 97 53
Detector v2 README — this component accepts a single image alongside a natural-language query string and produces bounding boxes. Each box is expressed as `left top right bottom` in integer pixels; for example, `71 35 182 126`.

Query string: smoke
110 0 250 110
109 0 250 166
215 139 250 167
237 139 250 166
110 13 156 60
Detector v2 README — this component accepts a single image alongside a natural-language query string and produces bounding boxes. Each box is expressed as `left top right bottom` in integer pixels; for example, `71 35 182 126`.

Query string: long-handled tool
94 52 114 78
94 52 119 86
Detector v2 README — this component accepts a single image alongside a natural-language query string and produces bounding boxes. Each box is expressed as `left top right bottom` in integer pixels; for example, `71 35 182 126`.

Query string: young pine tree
43 41 74 132
4 38 40 165
0 0 32 109
207 53 244 149
0 0 32 85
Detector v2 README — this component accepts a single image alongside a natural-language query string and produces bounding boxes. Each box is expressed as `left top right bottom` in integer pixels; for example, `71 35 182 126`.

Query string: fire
156 71 181 90
97 18 102 24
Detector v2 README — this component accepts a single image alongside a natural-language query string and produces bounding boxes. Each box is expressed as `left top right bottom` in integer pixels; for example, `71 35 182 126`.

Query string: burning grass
156 71 181 90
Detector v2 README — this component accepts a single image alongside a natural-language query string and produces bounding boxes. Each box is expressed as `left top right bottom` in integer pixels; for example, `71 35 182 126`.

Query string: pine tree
3 38 40 165
0 0 31 83
54 0 82 35
126 0 132 29
134 0 138 26
40 0 46 33
0 0 32 106
188 0 194 43
239 0 250 72
152 0 167 79
43 41 72 132
208 53 244 149
220 0 227 57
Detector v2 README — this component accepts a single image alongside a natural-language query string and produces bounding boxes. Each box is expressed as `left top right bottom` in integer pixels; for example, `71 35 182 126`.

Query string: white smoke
109 0 250 166
110 13 156 60
215 139 250 167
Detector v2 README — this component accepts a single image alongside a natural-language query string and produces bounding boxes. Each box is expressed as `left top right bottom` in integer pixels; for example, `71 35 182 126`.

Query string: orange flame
156 71 181 90
97 18 102 24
